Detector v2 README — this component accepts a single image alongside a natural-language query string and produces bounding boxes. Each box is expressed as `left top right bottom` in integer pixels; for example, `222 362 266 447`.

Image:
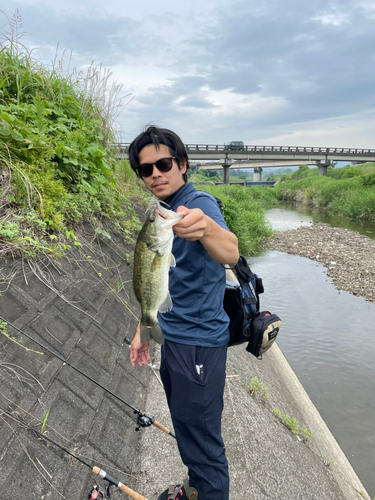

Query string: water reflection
250 250 375 496
265 208 313 231
266 203 375 238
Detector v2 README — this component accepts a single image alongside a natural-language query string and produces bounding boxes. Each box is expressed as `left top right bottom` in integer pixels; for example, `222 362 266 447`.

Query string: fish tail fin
140 319 164 345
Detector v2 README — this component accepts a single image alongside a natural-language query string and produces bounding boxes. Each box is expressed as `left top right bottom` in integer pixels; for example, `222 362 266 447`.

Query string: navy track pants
160 339 229 500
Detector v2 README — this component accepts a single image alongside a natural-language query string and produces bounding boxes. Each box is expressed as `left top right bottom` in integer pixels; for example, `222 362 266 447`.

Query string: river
269 202 375 239
250 207 375 497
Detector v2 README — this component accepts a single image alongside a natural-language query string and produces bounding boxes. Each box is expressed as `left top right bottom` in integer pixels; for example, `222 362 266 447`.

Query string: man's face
138 144 186 200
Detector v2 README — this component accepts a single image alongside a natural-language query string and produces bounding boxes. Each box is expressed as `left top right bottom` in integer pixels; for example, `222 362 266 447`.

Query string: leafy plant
320 454 336 467
0 221 19 241
248 376 270 402
271 408 313 445
0 14 142 258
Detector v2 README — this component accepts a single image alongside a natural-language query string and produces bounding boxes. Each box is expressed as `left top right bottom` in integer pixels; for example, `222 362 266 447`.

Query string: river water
270 202 375 239
250 207 375 496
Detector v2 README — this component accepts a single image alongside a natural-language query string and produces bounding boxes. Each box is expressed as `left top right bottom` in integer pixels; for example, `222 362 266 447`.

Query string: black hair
128 125 190 183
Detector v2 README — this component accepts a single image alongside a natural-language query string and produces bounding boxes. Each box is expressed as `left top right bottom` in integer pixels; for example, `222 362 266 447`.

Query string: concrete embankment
0 224 149 499
0 221 370 499
132 343 370 500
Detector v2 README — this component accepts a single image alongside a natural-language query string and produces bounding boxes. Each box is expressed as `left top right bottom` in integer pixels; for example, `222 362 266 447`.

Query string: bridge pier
318 165 328 176
316 160 331 176
253 167 263 182
222 159 232 184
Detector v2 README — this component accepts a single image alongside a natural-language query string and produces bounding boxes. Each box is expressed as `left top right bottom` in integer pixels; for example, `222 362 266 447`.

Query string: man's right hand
130 323 151 368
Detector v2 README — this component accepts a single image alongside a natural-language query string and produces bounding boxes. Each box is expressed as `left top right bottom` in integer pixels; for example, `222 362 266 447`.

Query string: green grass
274 163 375 222
271 408 313 445
41 409 50 434
248 376 270 402
197 184 273 256
0 16 144 257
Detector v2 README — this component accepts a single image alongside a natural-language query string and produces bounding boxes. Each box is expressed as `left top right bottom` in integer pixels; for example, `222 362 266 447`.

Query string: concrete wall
0 222 149 499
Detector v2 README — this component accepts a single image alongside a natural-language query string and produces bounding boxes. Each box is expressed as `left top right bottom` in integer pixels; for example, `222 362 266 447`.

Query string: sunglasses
136 157 176 178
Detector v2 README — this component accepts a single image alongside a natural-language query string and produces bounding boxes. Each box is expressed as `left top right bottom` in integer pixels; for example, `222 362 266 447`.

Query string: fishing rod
0 403 148 500
0 315 175 439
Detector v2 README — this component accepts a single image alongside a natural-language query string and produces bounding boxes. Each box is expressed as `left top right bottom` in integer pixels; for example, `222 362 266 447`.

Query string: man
128 126 239 500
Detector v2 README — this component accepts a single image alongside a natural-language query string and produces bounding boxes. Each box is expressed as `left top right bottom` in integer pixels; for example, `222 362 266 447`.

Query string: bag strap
235 256 256 287
242 297 257 305
234 255 261 313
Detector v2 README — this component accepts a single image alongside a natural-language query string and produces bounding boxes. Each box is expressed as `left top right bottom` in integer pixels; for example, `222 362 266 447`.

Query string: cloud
136 0 375 139
312 13 349 26
2 0 375 146
2 3 163 67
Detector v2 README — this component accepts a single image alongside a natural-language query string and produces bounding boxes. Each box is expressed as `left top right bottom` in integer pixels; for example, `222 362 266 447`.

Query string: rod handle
118 483 149 500
92 467 148 500
152 419 174 436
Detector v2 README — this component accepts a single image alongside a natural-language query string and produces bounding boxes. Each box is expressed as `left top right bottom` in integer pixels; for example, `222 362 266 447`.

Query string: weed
248 376 270 402
271 408 313 445
94 227 112 240
41 409 50 433
320 454 336 467
273 163 375 222
0 321 43 354
0 221 19 241
299 426 313 446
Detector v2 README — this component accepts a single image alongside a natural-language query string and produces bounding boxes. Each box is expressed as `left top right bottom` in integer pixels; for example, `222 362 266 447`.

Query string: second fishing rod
0 315 175 439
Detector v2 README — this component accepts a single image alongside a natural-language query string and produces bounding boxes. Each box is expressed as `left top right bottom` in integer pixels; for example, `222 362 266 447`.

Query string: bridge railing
114 143 375 156
185 144 226 151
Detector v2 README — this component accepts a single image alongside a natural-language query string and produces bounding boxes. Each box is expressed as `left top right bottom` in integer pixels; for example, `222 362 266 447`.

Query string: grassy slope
274 164 375 221
0 37 145 257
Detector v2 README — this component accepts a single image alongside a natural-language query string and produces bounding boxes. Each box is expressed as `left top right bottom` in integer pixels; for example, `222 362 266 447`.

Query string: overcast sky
2 1 375 147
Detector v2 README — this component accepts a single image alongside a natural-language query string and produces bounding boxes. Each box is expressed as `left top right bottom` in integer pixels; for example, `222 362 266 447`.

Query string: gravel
267 222 375 304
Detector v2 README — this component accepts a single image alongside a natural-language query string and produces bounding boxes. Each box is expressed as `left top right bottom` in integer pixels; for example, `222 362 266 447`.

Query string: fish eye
149 215 155 223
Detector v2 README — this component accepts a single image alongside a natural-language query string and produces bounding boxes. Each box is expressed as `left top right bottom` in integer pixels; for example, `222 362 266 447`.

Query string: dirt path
266 222 375 304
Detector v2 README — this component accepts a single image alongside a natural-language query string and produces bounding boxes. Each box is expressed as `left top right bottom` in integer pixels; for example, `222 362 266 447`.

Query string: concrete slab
129 344 371 500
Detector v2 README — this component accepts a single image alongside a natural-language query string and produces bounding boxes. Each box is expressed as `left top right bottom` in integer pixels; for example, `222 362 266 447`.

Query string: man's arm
173 206 239 266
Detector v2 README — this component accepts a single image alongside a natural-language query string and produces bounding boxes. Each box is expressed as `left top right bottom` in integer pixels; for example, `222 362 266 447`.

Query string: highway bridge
116 143 375 183
195 159 320 171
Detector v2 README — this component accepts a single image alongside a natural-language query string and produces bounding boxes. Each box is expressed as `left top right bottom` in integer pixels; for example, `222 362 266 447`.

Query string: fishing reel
135 412 154 432
88 485 110 500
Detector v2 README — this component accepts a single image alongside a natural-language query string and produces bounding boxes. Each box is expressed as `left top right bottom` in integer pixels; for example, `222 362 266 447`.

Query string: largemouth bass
133 199 183 344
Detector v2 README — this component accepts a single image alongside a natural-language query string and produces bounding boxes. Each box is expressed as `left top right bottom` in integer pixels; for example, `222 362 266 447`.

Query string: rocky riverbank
267 222 375 304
